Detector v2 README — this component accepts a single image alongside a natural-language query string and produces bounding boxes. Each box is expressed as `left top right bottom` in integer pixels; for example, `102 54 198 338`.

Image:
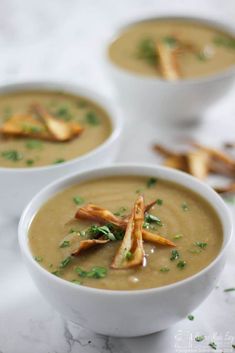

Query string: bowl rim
18 163 233 296
0 80 122 173
105 14 235 85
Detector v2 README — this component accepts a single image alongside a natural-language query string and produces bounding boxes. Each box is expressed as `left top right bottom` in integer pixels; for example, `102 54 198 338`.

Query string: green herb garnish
59 256 72 268
2 150 23 161
125 251 133 261
213 36 235 49
208 342 217 350
89 225 116 241
187 314 194 321
162 36 177 47
195 336 205 342
177 260 186 269
77 100 87 108
26 159 35 166
73 196 85 205
224 287 235 292
55 106 72 121
60 240 70 248
85 111 100 125
137 38 158 66
156 199 163 205
196 52 208 61
25 139 43 149
51 270 61 276
170 249 180 261
173 234 183 240
232 344 235 349
181 202 189 212
195 241 208 249
76 266 107 279
22 124 43 134
160 266 170 273
53 158 65 164
145 213 162 226
147 177 157 188
34 256 43 262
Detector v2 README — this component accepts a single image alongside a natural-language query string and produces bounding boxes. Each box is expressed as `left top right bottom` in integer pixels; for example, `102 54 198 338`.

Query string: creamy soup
0 91 112 168
109 19 235 79
29 176 223 290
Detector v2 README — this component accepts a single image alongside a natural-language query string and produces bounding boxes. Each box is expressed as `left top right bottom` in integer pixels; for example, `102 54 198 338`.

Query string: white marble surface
1 0 235 352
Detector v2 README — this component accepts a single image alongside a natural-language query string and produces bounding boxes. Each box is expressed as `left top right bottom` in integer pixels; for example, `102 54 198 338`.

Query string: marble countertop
0 0 235 352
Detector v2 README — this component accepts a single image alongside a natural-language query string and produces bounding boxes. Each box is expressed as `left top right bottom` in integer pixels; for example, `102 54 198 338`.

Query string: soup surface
0 90 111 168
109 19 235 79
29 176 223 290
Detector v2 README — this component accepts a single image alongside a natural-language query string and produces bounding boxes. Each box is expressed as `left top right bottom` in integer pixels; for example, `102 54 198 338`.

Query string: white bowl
105 16 235 123
18 164 232 337
0 81 122 215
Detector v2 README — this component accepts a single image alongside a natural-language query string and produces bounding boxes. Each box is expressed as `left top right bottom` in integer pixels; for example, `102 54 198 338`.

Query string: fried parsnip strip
193 143 235 169
186 150 210 180
75 204 127 228
142 229 175 247
156 41 181 80
111 196 145 269
75 203 175 247
153 144 179 158
32 104 83 142
0 114 51 140
72 238 109 256
214 183 235 194
164 155 188 171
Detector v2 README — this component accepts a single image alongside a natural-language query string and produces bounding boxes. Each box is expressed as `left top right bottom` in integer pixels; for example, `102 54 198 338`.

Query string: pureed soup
108 18 235 80
29 176 223 290
0 90 111 168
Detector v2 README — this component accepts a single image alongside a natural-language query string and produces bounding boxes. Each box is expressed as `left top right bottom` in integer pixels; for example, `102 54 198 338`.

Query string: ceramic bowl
0 81 122 215
105 16 235 123
18 164 232 337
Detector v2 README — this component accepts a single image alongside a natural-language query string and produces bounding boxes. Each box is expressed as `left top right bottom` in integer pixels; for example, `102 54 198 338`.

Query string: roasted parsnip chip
164 155 188 171
156 41 181 80
111 196 145 269
142 229 175 247
193 143 235 169
187 150 210 180
0 114 50 139
72 239 109 256
33 104 83 141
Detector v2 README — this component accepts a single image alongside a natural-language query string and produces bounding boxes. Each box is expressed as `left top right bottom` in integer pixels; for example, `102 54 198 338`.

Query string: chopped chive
177 260 186 269
59 256 72 268
170 249 180 261
147 177 157 188
160 266 170 273
145 213 162 226
195 336 205 342
34 256 43 263
88 225 116 241
51 270 61 276
54 106 72 121
187 314 194 321
76 266 107 279
137 38 158 66
208 342 217 350
60 240 70 248
73 196 85 205
85 111 100 125
1 150 23 161
224 288 235 292
53 158 65 164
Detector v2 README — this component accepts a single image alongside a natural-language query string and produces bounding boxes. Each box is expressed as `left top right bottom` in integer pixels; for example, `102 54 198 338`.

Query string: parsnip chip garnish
72 239 109 256
32 104 83 142
142 229 176 247
0 114 50 139
193 143 235 169
111 196 145 269
187 150 210 180
156 41 181 80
